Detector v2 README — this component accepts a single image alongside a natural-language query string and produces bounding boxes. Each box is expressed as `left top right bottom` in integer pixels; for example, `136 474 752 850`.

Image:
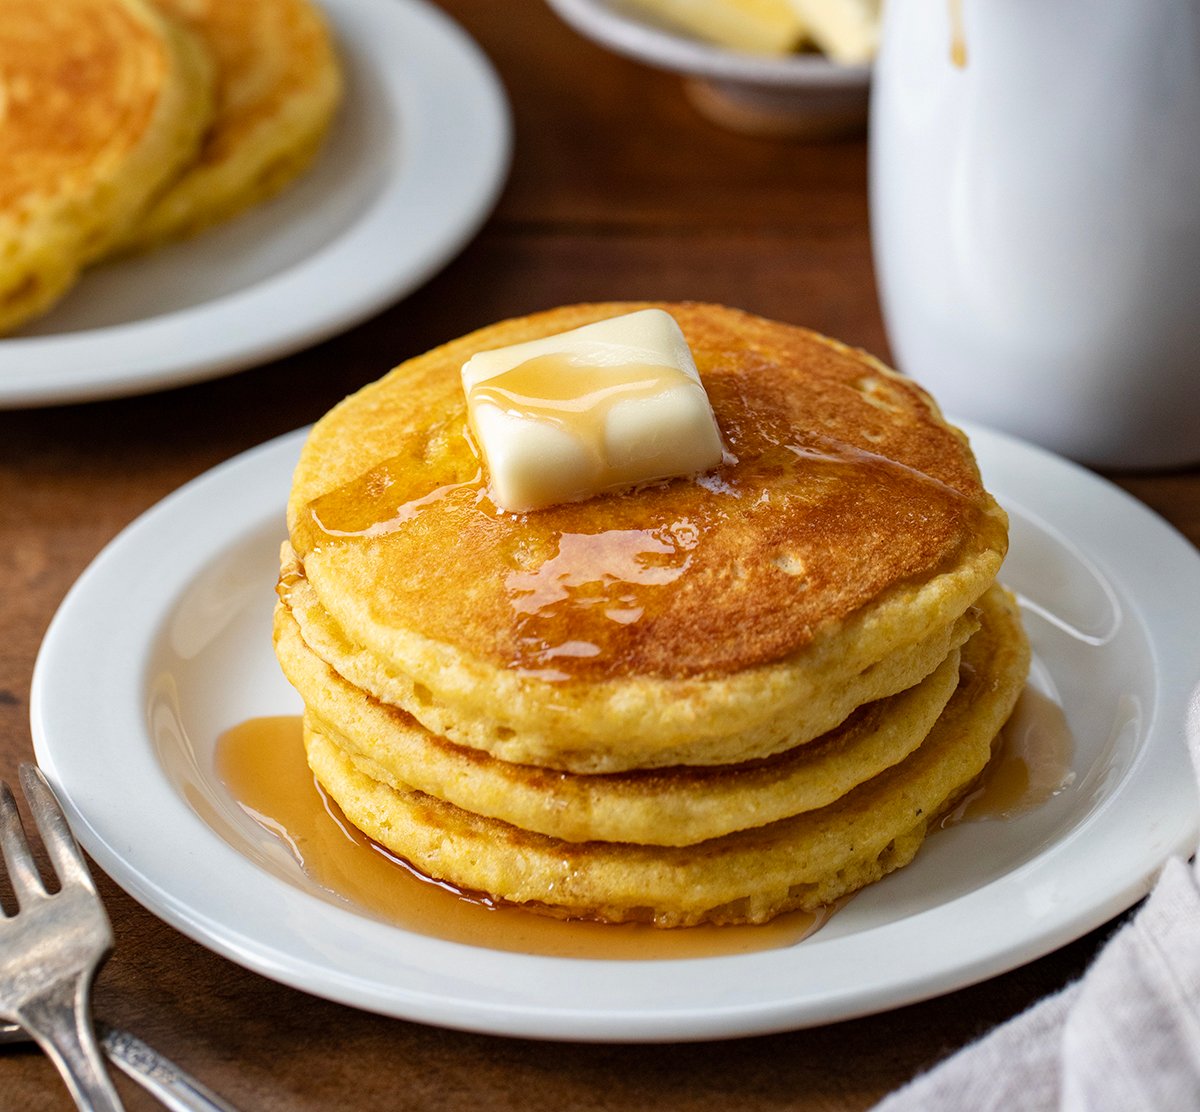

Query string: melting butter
462 309 723 513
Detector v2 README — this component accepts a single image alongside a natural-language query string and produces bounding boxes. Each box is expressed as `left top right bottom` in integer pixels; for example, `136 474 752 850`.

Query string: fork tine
0 778 46 907
17 764 95 895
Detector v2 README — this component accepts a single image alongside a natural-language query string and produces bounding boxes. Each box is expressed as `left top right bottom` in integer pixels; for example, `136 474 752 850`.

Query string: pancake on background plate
119 0 342 251
0 0 213 333
274 302 1028 927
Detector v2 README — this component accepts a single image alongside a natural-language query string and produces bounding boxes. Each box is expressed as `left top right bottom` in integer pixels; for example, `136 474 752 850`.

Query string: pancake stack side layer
0 0 340 335
275 302 1030 928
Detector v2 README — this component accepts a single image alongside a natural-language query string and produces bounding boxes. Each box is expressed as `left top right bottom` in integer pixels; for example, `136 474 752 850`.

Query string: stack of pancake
274 302 1029 928
0 0 340 334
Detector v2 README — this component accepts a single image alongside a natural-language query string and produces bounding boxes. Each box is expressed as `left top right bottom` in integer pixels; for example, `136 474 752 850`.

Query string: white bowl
546 0 871 138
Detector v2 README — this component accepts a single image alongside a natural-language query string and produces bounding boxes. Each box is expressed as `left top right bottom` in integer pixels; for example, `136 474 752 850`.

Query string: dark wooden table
1 2 1197 1108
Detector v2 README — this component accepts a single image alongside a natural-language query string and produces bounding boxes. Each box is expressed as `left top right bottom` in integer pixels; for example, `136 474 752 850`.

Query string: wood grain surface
0 2 1196 1108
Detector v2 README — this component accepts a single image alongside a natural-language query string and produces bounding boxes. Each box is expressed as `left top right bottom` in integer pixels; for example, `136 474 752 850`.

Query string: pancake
118 0 341 250
305 586 1030 927
286 302 1009 772
275 587 974 845
0 0 214 333
277 540 979 773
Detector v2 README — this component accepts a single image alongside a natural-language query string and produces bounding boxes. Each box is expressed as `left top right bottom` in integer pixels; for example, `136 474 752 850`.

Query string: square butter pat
462 309 724 512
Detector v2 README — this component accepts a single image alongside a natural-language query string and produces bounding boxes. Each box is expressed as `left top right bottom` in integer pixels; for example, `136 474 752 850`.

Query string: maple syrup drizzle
299 421 1001 685
949 0 968 68
945 687 1075 825
214 717 831 959
504 522 702 680
468 354 705 459
307 464 483 541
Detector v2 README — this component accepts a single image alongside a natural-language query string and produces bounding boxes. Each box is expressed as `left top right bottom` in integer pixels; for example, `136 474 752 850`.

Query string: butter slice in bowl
621 0 807 55
462 308 724 513
547 0 873 138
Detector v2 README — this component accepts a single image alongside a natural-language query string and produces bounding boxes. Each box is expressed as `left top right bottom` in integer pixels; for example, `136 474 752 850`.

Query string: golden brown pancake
276 588 973 845
305 586 1030 927
0 0 213 333
277 538 980 774
119 0 341 250
278 303 1028 927
286 302 1009 772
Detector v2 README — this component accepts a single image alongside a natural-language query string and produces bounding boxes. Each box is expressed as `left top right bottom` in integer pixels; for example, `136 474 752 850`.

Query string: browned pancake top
289 303 1006 680
147 0 335 169
0 0 167 206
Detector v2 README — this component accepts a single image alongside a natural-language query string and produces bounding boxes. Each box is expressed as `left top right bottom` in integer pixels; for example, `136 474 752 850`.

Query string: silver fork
0 1018 241 1112
0 763 124 1111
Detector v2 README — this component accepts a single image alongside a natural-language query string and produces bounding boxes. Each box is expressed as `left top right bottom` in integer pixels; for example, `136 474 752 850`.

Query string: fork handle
99 1024 241 1112
18 977 124 1112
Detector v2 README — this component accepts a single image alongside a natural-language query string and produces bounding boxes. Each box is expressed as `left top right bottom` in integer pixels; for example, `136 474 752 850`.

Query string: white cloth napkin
875 692 1200 1111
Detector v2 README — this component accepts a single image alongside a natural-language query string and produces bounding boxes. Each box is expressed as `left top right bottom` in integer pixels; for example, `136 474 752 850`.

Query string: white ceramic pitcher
870 0 1200 469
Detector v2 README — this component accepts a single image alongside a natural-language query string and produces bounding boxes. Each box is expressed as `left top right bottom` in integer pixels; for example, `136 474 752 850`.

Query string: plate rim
0 0 511 408
29 420 1200 1042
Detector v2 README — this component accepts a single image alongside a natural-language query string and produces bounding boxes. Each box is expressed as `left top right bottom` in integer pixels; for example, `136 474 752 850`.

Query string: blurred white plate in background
0 0 510 407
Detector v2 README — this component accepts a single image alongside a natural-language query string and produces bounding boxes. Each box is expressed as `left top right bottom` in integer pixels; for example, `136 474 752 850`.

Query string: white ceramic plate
546 0 870 137
0 0 510 408
31 423 1200 1042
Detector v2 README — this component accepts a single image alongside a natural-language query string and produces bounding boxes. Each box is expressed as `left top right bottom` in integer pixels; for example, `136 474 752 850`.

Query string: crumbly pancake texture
0 0 214 333
286 302 1009 771
119 0 341 250
305 587 1030 927
276 589 972 845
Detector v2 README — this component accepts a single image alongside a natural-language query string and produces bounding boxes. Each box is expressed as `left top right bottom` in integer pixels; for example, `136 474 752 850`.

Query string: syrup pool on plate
214 716 832 960
213 675 1071 958
947 686 1075 825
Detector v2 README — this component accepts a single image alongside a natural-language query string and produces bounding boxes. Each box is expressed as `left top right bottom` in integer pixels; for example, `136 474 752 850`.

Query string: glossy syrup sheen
469 353 702 426
467 354 719 514
298 382 1005 683
947 687 1075 824
215 716 832 959
949 0 968 67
